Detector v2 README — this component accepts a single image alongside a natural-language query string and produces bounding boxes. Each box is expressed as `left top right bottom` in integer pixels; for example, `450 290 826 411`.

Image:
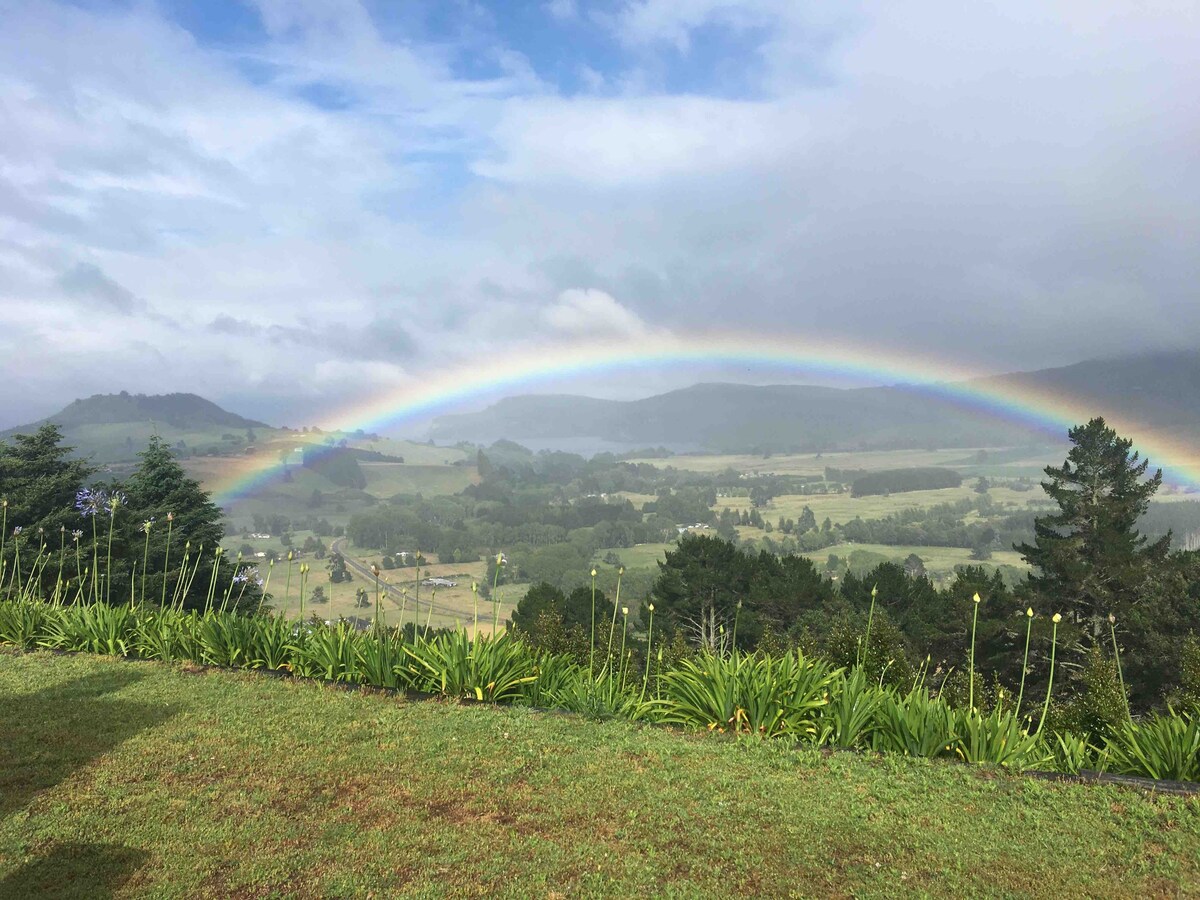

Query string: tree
0 425 95 538
1016 418 1169 629
510 582 566 634
0 425 95 595
328 551 351 584
120 436 235 609
651 535 752 645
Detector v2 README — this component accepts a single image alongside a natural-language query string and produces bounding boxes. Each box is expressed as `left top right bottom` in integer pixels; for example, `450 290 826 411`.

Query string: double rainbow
211 332 1200 505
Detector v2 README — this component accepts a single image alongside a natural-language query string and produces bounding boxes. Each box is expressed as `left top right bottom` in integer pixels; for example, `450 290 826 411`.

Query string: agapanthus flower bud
1052 613 1062 624
1026 607 1034 617
972 592 981 604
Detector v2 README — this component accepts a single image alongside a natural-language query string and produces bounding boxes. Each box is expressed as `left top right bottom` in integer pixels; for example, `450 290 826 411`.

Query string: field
627 446 1060 479
716 485 1049 526
590 542 676 571
359 462 476 498
225 534 515 634
2 650 1198 898
798 543 1027 582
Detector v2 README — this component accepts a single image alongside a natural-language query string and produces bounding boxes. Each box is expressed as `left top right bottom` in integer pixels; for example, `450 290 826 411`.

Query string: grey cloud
57 262 142 314
205 312 416 370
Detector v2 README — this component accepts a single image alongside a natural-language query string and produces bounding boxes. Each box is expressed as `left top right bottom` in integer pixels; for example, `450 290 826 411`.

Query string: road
329 538 468 622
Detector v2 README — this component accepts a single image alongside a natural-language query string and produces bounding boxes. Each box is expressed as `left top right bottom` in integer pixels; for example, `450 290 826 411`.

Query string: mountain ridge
430 350 1200 453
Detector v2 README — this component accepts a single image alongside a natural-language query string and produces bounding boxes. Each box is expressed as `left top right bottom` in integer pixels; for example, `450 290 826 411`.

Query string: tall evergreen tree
0 425 95 594
1016 417 1169 630
0 425 95 536
120 436 236 609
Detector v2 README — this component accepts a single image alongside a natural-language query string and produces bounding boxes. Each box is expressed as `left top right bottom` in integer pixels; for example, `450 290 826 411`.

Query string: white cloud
540 288 653 338
474 95 807 185
1 0 1198 429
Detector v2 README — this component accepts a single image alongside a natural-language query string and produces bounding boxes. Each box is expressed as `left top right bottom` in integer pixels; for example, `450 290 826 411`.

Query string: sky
0 0 1197 429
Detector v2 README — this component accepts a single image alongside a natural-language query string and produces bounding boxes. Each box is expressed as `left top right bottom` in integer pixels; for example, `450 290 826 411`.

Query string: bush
1048 648 1128 741
1176 633 1200 710
654 650 837 738
1105 710 1200 782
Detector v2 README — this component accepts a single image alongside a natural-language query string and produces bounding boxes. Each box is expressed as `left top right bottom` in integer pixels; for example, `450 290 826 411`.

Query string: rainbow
211 331 1200 505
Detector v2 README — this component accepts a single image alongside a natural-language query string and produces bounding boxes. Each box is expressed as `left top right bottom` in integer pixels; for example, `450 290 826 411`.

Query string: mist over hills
431 351 1200 453
5 350 1199 463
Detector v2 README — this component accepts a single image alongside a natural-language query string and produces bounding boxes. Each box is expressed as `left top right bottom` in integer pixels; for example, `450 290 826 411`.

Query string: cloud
540 288 652 338
57 263 142 314
473 95 801 185
0 0 1198 429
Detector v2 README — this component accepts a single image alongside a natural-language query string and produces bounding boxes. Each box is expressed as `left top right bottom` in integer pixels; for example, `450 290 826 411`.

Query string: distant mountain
1 392 271 464
432 383 1042 452
12 392 270 432
430 351 1200 453
980 351 1200 442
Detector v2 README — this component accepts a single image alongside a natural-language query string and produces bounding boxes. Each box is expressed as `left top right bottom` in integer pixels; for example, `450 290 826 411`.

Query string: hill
430 350 1200 453
3 650 1197 897
0 392 272 466
432 382 1042 452
9 392 269 432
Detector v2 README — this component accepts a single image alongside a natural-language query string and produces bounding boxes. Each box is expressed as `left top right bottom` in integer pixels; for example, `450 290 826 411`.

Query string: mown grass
2 650 1198 899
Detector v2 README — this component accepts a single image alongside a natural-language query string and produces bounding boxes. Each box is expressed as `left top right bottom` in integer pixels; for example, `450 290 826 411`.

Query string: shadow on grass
0 666 177 818
0 842 150 899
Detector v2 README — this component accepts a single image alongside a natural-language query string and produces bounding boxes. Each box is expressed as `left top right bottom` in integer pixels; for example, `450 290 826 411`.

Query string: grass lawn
3 652 1199 898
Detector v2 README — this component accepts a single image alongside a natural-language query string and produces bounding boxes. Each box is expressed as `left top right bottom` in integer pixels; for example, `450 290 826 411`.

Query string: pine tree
121 436 231 609
0 426 96 596
0 424 95 534
1016 417 1169 630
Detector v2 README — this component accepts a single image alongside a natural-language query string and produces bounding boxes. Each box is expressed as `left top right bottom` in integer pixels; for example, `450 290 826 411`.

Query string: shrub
1176 633 1200 710
872 689 958 759
816 667 885 749
954 706 1045 769
400 632 536 703
0 598 49 649
1104 710 1200 782
654 650 837 738
1048 648 1128 741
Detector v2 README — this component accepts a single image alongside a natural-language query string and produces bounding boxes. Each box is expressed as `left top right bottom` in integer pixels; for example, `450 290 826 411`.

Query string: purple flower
232 566 260 586
75 488 106 517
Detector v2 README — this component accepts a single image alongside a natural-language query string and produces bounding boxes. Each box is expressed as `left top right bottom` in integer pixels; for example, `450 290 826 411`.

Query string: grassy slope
3 652 1198 899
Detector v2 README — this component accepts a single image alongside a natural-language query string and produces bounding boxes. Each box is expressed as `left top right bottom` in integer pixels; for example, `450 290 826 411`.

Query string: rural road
330 538 465 621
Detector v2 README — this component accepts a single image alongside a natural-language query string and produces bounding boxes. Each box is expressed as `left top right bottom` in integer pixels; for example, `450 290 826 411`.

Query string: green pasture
360 462 477 498
628 446 1055 477
719 485 1049 526
800 542 1028 583
590 542 675 572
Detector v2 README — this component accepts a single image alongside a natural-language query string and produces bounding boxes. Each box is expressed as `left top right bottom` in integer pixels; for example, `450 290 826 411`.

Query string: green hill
2 650 1197 898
